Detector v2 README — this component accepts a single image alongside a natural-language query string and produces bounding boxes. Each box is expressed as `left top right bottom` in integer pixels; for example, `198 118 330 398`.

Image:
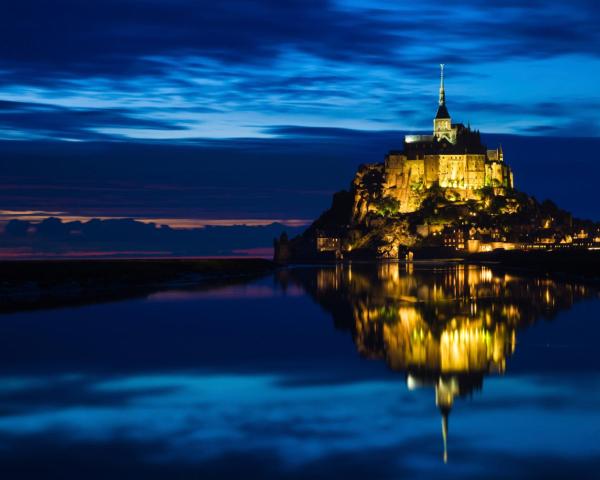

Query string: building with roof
383 65 514 212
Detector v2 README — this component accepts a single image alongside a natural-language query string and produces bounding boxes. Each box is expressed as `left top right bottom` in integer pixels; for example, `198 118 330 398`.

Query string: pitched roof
436 103 450 119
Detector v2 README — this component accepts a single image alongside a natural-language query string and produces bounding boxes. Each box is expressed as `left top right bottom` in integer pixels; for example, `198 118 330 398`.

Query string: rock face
352 163 385 224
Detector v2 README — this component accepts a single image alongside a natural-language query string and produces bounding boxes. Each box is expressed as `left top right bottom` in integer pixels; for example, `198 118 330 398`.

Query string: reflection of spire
436 377 455 464
441 408 449 464
295 264 595 464
439 64 445 106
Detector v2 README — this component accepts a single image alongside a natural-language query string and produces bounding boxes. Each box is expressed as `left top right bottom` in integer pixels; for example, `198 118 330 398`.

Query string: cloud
3 0 599 77
0 99 182 140
0 1 598 140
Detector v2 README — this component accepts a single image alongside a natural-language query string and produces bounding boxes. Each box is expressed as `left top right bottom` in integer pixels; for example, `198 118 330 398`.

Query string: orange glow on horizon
0 210 311 229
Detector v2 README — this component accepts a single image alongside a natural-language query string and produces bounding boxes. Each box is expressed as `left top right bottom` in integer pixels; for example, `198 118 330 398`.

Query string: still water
1 263 599 479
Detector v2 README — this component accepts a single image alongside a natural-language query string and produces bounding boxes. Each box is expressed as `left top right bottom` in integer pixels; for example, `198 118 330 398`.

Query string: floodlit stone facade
382 65 514 213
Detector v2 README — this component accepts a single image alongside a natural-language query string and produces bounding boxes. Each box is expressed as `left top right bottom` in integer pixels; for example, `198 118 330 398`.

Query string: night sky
1 0 600 232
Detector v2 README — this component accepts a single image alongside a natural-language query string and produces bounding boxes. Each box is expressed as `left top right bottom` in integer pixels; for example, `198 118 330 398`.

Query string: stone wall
485 161 512 188
424 155 440 187
438 154 485 189
380 147 513 213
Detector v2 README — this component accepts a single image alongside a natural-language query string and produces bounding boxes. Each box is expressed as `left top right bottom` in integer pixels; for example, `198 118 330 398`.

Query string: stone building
383 65 514 213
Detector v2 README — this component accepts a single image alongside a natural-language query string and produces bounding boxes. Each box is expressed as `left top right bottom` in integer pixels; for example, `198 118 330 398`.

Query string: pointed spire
439 64 446 106
435 64 450 119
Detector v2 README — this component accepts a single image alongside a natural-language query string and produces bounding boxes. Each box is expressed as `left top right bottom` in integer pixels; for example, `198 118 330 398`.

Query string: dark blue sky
2 0 600 140
1 0 599 226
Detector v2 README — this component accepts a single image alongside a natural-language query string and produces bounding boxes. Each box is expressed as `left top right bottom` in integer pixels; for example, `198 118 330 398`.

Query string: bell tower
433 64 455 143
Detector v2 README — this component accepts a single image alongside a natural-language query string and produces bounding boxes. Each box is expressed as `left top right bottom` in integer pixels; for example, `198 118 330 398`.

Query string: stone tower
433 64 455 143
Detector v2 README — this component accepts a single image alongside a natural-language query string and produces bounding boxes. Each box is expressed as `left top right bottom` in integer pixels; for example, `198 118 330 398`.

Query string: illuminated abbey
275 65 600 262
382 65 513 213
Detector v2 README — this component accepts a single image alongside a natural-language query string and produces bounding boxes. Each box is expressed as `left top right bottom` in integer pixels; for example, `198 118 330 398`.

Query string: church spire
435 64 450 120
439 64 445 106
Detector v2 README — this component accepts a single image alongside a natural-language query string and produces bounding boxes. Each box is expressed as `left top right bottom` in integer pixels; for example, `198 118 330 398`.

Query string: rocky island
276 66 600 262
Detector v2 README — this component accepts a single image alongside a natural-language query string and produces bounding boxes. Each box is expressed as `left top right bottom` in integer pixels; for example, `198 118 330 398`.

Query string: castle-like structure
279 66 600 262
384 65 514 212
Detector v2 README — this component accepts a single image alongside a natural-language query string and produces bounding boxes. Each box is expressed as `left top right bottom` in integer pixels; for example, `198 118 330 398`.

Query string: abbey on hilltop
379 65 513 214
275 66 600 262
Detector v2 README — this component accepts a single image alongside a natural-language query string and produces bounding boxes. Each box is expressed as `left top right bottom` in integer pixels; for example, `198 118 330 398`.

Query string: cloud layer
1 0 600 140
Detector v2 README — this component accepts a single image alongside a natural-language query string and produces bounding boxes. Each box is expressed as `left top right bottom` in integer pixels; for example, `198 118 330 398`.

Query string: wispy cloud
0 1 599 140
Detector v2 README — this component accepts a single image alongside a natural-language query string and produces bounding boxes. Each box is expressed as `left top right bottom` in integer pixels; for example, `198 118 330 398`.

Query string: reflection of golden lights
309 262 594 466
323 263 580 379
314 264 586 382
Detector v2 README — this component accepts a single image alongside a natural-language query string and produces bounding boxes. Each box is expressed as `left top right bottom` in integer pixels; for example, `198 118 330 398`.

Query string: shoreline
288 249 600 281
2 251 599 313
0 258 275 314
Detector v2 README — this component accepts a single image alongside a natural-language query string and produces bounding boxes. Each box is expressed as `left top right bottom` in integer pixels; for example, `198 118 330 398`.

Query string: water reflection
1 265 599 478
279 263 595 462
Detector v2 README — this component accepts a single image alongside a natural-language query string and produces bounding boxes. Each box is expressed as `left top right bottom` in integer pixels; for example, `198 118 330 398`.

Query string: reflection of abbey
283 264 594 463
384 65 513 213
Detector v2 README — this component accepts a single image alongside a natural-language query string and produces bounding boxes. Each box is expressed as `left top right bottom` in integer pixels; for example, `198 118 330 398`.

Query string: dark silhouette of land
0 217 303 258
0 258 274 313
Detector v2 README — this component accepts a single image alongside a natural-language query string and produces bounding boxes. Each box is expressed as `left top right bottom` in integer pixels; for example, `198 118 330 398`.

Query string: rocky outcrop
352 163 385 224
280 160 597 262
